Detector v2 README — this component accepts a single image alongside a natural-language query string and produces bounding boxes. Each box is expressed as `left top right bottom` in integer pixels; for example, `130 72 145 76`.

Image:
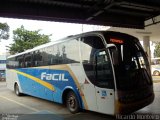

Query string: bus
6 31 154 115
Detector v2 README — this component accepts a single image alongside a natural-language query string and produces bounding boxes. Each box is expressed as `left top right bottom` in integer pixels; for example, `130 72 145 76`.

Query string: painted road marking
0 96 39 112
153 80 160 83
152 76 160 83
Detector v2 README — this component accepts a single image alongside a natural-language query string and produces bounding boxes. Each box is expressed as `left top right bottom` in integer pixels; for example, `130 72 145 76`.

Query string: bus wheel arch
14 83 22 96
62 89 81 113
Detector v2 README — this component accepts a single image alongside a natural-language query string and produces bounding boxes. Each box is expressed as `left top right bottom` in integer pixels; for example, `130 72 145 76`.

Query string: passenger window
17 56 25 68
61 39 80 64
41 49 48 66
24 53 32 67
47 39 80 65
33 51 42 67
7 57 19 69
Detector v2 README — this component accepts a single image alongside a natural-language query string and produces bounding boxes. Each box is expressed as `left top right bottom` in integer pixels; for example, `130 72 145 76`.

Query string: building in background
0 55 6 81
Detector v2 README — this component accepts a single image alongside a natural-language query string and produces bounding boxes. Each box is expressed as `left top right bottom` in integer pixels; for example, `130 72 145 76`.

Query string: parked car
151 65 160 76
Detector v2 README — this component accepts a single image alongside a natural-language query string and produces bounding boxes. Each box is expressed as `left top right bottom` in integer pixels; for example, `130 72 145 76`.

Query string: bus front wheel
66 91 79 114
14 83 22 96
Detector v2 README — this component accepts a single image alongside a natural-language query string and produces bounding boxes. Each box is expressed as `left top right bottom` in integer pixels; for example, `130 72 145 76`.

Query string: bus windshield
106 36 152 90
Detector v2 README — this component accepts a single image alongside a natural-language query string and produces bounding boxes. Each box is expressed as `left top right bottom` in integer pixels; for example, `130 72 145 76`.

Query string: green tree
8 25 51 54
154 42 160 57
0 22 9 41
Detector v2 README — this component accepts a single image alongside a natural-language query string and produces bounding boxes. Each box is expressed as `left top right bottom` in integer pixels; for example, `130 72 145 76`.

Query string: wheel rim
67 95 77 111
154 71 159 76
15 85 19 95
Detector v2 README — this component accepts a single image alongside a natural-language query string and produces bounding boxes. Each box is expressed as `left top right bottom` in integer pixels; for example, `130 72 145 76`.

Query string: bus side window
24 54 32 67
33 51 42 67
80 36 114 88
7 57 18 69
17 56 24 68
80 36 104 84
61 39 80 64
40 48 49 66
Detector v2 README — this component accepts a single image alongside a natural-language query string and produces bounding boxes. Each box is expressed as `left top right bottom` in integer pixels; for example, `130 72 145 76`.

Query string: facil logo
41 72 68 81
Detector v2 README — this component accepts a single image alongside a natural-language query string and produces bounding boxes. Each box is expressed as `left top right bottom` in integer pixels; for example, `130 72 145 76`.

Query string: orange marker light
110 38 124 44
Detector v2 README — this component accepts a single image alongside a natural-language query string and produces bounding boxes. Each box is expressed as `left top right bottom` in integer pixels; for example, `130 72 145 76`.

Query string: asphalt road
0 79 160 120
0 82 113 120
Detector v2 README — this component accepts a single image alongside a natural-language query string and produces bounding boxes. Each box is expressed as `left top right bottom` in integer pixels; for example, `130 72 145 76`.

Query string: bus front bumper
115 93 154 114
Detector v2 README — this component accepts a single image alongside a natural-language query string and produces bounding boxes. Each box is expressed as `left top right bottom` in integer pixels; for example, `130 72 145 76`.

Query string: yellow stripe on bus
11 69 55 91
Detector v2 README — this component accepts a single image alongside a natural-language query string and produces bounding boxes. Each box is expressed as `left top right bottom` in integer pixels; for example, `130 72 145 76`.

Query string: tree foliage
154 42 160 57
0 22 9 41
8 25 51 54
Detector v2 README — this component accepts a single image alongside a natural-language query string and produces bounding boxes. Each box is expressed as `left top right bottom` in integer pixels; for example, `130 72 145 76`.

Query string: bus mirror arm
106 44 119 65
112 49 119 65
93 53 98 80
106 44 117 50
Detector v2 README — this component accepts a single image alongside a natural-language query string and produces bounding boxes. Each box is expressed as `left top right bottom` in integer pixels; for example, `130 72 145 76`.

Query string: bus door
80 36 115 115
94 50 115 114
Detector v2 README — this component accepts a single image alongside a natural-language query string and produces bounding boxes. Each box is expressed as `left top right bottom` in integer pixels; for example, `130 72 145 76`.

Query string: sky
0 17 109 55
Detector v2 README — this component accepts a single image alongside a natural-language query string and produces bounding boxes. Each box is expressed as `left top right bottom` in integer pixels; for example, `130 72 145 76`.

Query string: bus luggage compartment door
95 87 114 115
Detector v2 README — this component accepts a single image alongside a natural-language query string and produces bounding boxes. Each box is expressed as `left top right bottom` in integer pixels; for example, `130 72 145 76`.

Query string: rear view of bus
104 32 154 114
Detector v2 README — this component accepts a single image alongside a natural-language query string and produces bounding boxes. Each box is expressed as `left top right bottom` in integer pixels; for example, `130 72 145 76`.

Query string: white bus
6 31 154 115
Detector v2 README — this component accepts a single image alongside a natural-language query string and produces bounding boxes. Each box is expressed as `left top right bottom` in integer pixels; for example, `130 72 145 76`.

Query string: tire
153 70 160 76
66 91 80 114
14 84 22 96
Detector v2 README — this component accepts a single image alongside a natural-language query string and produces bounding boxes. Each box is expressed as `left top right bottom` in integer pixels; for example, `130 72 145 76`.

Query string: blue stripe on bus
15 68 84 108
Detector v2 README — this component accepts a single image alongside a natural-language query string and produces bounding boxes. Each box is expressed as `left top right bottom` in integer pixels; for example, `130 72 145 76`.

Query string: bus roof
7 30 137 59
7 31 103 58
